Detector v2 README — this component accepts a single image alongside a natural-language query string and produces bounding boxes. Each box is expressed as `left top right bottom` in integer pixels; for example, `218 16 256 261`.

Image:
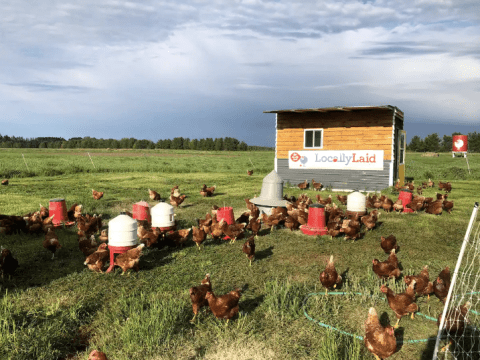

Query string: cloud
0 0 479 147
6 82 91 93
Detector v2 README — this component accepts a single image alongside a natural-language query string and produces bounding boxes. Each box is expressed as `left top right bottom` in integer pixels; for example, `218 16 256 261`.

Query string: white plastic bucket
346 191 366 216
151 202 175 228
108 214 138 246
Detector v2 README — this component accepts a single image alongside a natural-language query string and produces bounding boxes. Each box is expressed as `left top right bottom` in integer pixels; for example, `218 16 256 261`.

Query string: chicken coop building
263 105 406 191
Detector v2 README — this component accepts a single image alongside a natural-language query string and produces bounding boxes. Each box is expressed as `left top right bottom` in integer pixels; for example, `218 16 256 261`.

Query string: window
304 129 323 149
399 132 405 165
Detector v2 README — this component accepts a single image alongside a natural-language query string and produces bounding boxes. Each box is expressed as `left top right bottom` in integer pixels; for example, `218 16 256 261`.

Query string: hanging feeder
250 170 288 215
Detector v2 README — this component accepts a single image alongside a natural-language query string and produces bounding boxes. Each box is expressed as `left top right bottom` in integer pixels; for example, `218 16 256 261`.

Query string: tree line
0 135 272 151
407 132 480 153
2 132 479 152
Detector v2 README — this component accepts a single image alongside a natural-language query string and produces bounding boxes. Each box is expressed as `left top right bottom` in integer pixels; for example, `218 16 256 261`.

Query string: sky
1 0 479 147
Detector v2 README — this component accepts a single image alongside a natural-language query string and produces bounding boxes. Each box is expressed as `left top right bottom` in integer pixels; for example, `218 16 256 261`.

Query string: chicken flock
0 177 465 359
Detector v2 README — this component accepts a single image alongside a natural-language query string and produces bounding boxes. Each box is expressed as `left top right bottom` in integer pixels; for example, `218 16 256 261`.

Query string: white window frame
304 129 323 149
399 132 405 165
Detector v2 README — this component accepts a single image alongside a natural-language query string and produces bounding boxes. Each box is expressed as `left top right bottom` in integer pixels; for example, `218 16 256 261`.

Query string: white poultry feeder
346 191 366 217
108 213 138 247
151 202 176 231
250 170 288 215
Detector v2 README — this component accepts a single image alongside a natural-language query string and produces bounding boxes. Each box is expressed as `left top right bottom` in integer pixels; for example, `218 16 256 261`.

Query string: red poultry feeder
300 204 328 236
399 190 414 213
106 245 136 273
49 198 75 227
217 206 235 239
132 201 151 223
217 206 235 224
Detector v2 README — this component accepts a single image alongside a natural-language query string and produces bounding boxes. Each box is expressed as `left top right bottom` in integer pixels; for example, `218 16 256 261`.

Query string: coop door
397 130 406 186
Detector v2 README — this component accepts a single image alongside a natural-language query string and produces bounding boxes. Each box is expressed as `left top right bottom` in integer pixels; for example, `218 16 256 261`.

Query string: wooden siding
276 109 394 160
276 159 391 192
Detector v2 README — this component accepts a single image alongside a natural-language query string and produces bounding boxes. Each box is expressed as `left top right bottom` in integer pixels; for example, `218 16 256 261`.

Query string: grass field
0 149 479 360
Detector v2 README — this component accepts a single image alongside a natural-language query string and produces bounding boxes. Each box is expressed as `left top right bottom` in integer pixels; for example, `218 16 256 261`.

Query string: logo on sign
290 152 301 162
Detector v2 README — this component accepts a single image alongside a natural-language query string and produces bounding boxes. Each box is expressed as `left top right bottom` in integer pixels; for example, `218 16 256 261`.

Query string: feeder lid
347 190 366 199
49 198 65 202
262 170 284 184
250 197 289 207
108 214 137 231
309 203 325 208
151 202 174 214
134 201 150 207
401 189 412 193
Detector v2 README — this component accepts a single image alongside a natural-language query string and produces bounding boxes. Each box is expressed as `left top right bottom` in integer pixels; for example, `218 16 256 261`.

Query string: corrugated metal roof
263 105 404 118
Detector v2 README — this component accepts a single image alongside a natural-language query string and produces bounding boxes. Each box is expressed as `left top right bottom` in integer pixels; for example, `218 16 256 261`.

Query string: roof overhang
264 105 403 119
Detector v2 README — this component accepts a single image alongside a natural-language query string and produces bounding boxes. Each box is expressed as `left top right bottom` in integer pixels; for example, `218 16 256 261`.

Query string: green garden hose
302 291 439 344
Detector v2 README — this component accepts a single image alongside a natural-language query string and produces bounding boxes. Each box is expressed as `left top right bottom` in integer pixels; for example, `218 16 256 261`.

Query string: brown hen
364 307 397 360
205 288 242 323
381 280 418 328
92 189 104 200
113 243 145 275
319 255 342 295
189 273 212 322
84 243 109 273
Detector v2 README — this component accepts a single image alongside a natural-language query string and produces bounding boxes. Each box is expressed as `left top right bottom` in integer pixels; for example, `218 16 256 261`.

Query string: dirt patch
203 339 276 360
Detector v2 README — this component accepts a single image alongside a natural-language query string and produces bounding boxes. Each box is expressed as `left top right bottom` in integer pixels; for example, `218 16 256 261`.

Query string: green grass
0 149 479 359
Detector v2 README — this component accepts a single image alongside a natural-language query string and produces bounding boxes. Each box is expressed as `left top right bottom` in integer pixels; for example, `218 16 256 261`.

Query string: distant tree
223 137 239 151
468 132 480 153
119 137 135 148
133 139 154 149
189 139 198 150
238 141 248 151
81 137 95 148
132 140 143 149
203 138 215 151
39 142 47 148
214 138 224 151
108 139 120 149
66 140 77 149
423 133 441 152
440 135 452 152
171 137 184 149
407 135 424 152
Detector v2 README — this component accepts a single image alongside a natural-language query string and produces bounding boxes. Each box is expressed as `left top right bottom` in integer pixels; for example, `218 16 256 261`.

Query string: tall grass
93 290 190 359
0 149 274 179
0 290 97 359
